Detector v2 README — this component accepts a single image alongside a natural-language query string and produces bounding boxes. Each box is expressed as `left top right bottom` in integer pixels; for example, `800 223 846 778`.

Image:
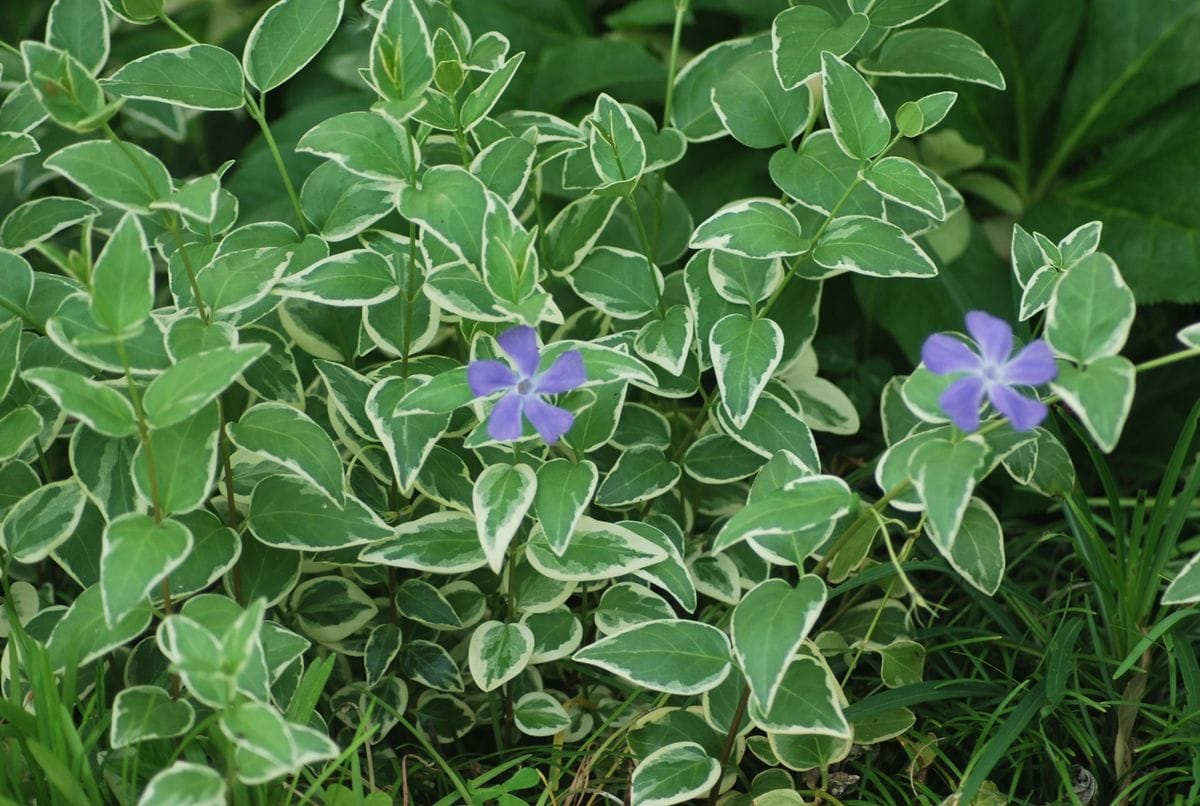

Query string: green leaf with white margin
670 35 768 142
544 195 622 276
863 157 946 220
771 5 869 89
708 251 783 306
369 376 451 493
1176 323 1200 348
712 475 854 553
103 45 245 110
1051 357 1136 453
595 582 674 636
369 0 434 101
1045 253 1135 364
567 246 661 320
360 511 488 573
138 763 224 806
630 741 721 806
821 51 890 160
90 212 152 335
101 513 192 626
296 111 417 183
522 606 583 662
468 620 534 692
691 199 807 258
747 656 851 737
937 497 1005 595
858 28 1005 90
719 391 820 469
710 313 784 429
47 584 152 672
133 403 220 516
111 685 196 749
683 433 767 484
575 619 732 695
227 402 345 505
22 367 137 438
635 304 694 377
812 215 937 278
0 133 38 170
0 197 98 253
624 520 699 613
394 579 462 629
525 516 667 582
460 53 524 132
291 575 378 644
533 458 598 556
909 437 988 549
276 249 400 306
595 445 681 509
397 165 488 266
1163 552 1200 605
47 0 110 74
712 51 813 149
152 173 221 224
895 90 958 138
474 463 537 574
247 475 393 552
44 139 172 213
1 479 88 563
242 0 345 93
514 691 571 737
0 407 41 461
867 0 951 27
143 344 270 429
733 576 827 711
21 41 110 131
541 340 659 388
587 93 646 187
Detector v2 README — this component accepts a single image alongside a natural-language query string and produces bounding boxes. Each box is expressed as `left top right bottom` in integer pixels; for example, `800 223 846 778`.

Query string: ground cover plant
1 0 1199 803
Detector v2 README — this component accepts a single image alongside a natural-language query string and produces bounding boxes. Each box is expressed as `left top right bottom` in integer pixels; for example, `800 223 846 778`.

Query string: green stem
662 1 689 128
705 684 750 805
244 94 310 233
1134 346 1200 374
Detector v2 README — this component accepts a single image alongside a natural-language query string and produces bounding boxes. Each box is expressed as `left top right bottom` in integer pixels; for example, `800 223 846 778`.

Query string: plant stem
705 684 750 805
662 1 689 128
244 94 310 233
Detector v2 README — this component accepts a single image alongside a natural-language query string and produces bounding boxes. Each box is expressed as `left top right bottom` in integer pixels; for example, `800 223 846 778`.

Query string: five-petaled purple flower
468 325 586 444
921 311 1057 432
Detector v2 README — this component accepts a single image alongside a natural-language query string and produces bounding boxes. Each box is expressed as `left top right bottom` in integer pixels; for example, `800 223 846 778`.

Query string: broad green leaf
106 0 164 23
909 437 988 549
367 376 450 493
595 582 674 636
587 93 646 187
541 340 659 388
522 606 582 662
895 91 958 138
400 640 464 692
247 475 392 552
1178 323 1200 349
0 407 41 462
533 458 597 556
394 579 461 629
720 391 820 469
867 0 951 27
398 166 488 267
468 620 534 692
864 157 945 220
771 6 869 89
104 45 245 110
471 136 537 205
391 365 473 414
769 130 885 218
568 246 661 319
708 251 784 306
291 575 378 644
937 497 1006 595
630 741 721 806
277 249 399 306
364 623 403 687
1 479 88 563
813 215 937 278
300 162 393 243
1051 356 1135 453
0 197 99 253
138 763 224 806
710 313 784 429
474 462 537 574
166 510 240 600
361 511 488 573
634 304 694 377
110 685 195 748
243 0 346 92
143 344 270 429
713 475 853 553
22 368 136 437
574 619 731 695
101 513 192 626
369 0 434 101
514 691 571 737
1045 253 1135 364
596 445 681 509
47 0 111 74
22 41 111 131
733 576 827 711
525 517 667 582
296 111 417 182
748 656 850 737
691 199 807 258
0 319 22 404
683 433 767 484
671 35 768 142
821 51 890 160
227 402 344 505
47 584 152 672
195 247 291 319
712 51 813 149
90 212 153 335
1163 552 1200 605
154 173 221 224
859 28 1005 90
133 404 220 516
460 53 524 132
544 194 621 275
44 139 172 213
0 132 40 170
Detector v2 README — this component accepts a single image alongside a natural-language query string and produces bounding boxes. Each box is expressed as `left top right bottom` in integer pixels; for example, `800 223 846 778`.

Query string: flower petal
523 395 575 444
497 325 540 379
987 383 1048 431
921 334 980 375
468 360 517 396
965 310 1013 366
938 376 986 432
1002 339 1057 386
535 350 586 395
486 391 525 441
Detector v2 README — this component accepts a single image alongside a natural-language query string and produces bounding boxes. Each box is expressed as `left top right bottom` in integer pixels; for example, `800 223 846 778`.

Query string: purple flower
468 325 586 444
921 311 1057 432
